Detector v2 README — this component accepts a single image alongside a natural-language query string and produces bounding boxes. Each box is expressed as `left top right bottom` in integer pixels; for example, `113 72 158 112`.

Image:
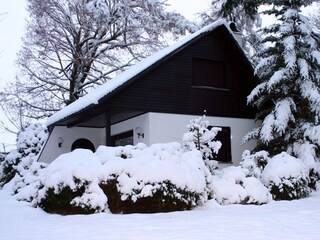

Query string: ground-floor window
110 130 134 147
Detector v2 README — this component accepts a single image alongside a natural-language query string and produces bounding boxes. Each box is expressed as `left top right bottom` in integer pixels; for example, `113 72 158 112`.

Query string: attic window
192 58 226 89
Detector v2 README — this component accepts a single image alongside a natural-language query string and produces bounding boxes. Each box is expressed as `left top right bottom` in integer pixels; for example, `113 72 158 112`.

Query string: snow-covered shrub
241 150 269 178
209 151 272 205
0 152 6 162
13 160 47 202
203 159 220 175
182 114 222 174
101 178 201 214
261 152 311 200
16 123 48 158
291 141 320 190
35 149 107 214
0 123 48 188
38 178 107 215
33 143 213 214
0 150 22 187
212 166 271 205
99 144 213 213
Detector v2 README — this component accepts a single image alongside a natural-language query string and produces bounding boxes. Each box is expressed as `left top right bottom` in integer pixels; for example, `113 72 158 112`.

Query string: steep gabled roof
47 19 249 127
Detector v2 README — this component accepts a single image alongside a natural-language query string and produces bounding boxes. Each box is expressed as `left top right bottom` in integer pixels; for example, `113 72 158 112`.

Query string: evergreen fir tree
245 0 320 163
0 123 48 187
182 112 222 161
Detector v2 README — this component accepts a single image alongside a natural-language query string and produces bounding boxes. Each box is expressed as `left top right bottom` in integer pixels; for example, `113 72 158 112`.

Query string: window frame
110 130 134 147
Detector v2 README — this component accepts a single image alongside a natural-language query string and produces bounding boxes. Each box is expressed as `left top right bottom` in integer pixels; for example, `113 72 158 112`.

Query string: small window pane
111 130 134 147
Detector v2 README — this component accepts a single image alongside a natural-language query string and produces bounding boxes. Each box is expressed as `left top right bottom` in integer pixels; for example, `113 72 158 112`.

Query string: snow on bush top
261 152 309 185
35 143 212 209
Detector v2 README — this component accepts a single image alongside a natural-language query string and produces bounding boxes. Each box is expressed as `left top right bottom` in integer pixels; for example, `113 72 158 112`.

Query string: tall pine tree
245 0 320 166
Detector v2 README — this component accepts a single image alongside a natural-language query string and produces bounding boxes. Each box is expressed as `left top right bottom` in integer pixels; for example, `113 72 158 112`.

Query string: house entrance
71 138 95 152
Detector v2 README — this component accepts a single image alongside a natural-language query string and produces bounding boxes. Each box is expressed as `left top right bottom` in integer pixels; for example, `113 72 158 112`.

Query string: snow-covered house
39 20 259 165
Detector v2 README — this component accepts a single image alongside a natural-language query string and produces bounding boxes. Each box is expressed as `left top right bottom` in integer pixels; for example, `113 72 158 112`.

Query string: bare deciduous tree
1 0 196 121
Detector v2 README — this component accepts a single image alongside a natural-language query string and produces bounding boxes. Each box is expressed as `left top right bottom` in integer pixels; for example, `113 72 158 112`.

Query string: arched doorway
71 138 95 152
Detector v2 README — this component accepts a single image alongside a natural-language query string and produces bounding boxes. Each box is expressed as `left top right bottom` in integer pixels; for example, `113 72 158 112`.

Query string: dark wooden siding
59 25 257 128
105 26 256 119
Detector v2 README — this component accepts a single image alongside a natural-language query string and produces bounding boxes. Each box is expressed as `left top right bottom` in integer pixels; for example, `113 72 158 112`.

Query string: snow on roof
47 19 234 126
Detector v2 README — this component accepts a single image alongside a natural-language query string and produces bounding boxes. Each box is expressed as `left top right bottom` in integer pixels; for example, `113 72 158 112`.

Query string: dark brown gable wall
106 26 256 119
188 27 256 118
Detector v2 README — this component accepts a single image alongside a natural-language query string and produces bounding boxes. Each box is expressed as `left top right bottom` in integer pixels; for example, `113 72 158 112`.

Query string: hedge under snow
25 143 213 213
11 143 282 213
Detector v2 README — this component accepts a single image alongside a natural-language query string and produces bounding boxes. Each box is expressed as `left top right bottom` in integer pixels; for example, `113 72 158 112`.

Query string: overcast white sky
0 0 211 149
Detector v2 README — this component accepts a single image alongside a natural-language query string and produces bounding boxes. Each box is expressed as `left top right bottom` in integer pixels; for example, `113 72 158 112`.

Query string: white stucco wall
148 112 260 165
39 126 105 163
40 113 259 166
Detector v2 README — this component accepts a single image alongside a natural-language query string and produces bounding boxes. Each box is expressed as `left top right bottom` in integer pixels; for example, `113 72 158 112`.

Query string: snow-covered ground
1 188 320 240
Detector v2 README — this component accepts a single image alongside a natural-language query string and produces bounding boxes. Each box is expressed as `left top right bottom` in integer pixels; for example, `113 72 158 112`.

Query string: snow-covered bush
33 143 213 214
0 123 48 188
13 160 47 202
291 140 320 190
38 179 105 215
0 150 22 187
241 150 315 201
16 123 48 158
241 150 269 179
101 177 201 214
35 149 108 214
261 152 311 200
211 166 271 205
0 152 5 162
182 114 222 174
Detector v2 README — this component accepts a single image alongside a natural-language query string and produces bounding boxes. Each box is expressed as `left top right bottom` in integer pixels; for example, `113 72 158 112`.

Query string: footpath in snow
1 189 320 240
